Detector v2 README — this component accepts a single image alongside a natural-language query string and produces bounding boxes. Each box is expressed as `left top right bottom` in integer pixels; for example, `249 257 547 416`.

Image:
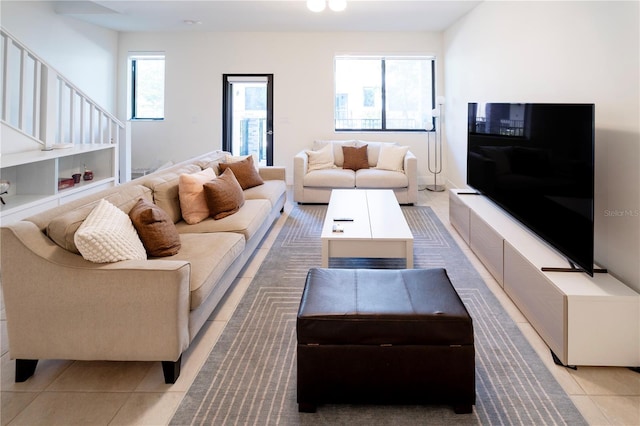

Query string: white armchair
294 140 418 204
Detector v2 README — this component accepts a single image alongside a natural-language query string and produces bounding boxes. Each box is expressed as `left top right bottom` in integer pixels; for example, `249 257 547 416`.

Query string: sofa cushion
376 144 409 172
244 180 287 208
355 169 409 188
219 156 264 190
179 168 217 225
47 185 153 254
167 232 245 310
174 199 272 241
74 199 147 263
360 141 388 167
129 198 181 257
342 145 369 171
306 143 335 172
303 169 355 188
143 164 201 223
193 151 226 172
203 168 245 220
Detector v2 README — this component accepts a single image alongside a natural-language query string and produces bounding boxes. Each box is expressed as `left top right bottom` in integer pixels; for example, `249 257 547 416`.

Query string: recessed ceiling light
183 19 202 25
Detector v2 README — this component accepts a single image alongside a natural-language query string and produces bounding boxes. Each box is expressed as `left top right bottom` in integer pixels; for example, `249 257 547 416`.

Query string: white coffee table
321 189 414 268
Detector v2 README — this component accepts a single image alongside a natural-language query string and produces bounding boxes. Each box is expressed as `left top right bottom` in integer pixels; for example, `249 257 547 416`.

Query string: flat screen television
467 103 596 276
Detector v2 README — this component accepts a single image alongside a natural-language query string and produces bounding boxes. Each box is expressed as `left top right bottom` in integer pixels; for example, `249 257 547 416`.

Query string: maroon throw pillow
203 168 246 220
128 198 181 257
218 156 264 190
342 145 369 171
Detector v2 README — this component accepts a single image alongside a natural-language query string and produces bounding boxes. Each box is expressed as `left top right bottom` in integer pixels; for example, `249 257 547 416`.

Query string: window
129 54 165 120
334 56 435 131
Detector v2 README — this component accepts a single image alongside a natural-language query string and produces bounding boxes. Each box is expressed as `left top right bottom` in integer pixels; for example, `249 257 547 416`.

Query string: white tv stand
449 189 639 367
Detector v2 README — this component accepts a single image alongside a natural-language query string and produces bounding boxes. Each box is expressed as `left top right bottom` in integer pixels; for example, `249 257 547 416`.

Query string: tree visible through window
130 54 165 120
335 56 435 131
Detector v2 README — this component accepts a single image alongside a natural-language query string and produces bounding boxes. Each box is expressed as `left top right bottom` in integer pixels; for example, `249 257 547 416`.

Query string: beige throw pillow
376 144 409 172
203 168 245 220
178 168 217 224
306 143 335 172
74 199 147 263
129 198 181 257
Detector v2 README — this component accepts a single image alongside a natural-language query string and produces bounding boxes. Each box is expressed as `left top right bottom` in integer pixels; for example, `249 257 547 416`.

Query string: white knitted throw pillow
74 199 147 263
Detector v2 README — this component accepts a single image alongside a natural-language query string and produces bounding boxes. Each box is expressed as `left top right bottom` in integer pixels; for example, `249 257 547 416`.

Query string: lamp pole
426 96 445 192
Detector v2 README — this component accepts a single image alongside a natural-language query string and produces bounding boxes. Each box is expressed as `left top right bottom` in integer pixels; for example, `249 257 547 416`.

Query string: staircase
1 28 127 224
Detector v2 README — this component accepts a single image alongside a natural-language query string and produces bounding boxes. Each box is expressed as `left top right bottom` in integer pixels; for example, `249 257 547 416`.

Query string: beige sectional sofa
294 140 418 204
0 150 286 384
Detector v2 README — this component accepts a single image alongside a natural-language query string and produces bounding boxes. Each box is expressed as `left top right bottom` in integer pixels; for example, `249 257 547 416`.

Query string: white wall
7 0 636 290
117 31 444 180
444 1 640 291
1 1 119 113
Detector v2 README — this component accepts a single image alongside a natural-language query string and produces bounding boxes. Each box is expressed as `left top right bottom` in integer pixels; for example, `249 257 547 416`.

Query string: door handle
266 130 273 135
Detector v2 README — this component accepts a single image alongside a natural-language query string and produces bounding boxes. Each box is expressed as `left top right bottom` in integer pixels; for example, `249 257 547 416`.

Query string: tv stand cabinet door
567 294 640 366
470 210 504 287
504 241 567 363
449 191 470 244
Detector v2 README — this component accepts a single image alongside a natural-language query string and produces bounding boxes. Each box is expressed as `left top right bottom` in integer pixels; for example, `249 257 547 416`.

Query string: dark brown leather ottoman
296 267 475 414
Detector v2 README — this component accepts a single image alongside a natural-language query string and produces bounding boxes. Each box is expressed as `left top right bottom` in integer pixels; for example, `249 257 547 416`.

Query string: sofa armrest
293 151 309 203
1 222 191 362
404 151 418 204
258 166 285 181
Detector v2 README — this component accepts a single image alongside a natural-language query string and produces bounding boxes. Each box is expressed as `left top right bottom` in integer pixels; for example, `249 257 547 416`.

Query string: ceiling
52 0 481 33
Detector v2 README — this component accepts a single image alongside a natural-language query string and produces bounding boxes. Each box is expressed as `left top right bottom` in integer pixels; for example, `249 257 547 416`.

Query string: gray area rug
170 205 586 425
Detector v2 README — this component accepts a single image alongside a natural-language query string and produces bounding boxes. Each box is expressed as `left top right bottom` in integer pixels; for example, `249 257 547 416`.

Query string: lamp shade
329 0 347 12
307 0 326 12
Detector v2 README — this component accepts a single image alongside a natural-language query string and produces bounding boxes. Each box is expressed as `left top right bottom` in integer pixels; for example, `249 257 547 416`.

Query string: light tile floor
1 188 639 425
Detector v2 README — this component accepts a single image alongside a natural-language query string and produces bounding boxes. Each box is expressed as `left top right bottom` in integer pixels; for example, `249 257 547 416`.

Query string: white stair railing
0 27 124 152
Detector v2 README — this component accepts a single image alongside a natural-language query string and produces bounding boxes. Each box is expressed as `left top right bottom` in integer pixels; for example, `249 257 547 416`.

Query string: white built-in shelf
1 144 117 224
1 144 114 168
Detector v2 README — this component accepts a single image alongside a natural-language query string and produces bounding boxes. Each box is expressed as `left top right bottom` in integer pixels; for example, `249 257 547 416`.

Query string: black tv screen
467 103 595 276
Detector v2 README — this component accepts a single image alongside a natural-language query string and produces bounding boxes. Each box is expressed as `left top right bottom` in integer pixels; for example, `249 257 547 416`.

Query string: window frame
334 55 436 132
129 53 165 121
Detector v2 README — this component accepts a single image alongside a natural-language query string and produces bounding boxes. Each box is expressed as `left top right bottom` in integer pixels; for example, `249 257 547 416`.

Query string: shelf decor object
0 180 10 205
57 178 75 190
83 165 94 181
426 96 446 192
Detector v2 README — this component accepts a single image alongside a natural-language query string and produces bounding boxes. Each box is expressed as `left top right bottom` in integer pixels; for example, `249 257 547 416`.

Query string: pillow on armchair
313 140 357 167
306 143 335 172
376 144 409 172
342 145 369 171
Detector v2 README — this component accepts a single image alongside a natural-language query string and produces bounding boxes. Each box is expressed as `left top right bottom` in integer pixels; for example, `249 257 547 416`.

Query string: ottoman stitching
401 271 417 315
354 269 359 314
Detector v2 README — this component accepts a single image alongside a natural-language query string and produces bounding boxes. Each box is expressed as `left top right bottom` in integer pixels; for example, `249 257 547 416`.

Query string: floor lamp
426 96 445 192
